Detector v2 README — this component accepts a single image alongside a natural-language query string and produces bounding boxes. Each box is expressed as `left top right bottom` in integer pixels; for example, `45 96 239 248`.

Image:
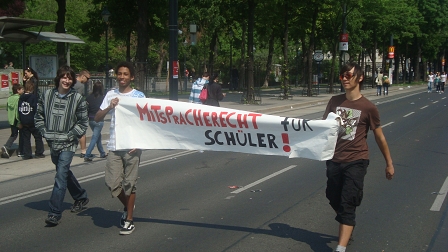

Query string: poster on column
114 97 340 161
1 74 9 91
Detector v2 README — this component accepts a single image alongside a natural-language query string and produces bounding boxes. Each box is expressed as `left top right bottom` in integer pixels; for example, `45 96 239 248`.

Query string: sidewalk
0 84 424 169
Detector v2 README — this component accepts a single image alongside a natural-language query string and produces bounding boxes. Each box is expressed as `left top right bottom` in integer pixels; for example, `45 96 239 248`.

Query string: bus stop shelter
0 16 84 68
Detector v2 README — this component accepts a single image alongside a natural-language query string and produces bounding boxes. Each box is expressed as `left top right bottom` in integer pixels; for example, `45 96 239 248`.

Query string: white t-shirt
100 88 146 151
441 74 447 83
428 74 434 82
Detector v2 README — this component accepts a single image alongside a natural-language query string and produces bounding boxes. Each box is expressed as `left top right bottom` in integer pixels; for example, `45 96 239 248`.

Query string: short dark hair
24 80 34 93
340 62 364 87
54 65 76 88
202 72 210 78
115 61 135 77
91 81 104 97
12 84 23 94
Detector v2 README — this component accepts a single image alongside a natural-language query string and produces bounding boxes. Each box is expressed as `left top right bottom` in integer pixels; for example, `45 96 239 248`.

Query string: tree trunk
246 0 256 102
281 2 289 98
55 0 66 67
208 31 218 75
135 0 149 91
263 31 275 88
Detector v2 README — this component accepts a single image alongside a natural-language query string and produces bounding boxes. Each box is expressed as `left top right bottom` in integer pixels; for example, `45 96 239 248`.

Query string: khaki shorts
105 150 142 197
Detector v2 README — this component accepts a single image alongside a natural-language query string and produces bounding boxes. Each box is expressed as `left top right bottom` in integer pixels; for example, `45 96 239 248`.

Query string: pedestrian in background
73 70 91 158
94 61 146 235
440 71 446 94
435 72 441 93
204 73 226 107
428 72 434 93
376 71 383 96
35 65 89 226
23 67 39 96
323 62 394 252
1 84 24 158
18 81 45 160
84 81 107 162
189 72 209 104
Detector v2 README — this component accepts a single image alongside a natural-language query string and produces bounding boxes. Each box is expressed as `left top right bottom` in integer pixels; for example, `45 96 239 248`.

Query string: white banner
115 97 340 161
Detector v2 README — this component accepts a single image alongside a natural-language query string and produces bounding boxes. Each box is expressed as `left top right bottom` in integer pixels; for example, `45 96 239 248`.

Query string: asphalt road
1 91 447 252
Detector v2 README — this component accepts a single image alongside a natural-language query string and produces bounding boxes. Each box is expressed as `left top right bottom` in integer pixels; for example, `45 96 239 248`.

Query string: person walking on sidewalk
35 65 89 226
323 62 395 252
428 72 434 93
204 73 226 107
84 81 107 162
189 72 209 104
1 84 24 158
376 71 383 96
18 81 45 160
94 61 145 235
73 70 91 158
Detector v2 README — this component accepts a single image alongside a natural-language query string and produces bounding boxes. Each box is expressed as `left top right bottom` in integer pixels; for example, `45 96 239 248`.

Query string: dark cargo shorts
326 159 369 226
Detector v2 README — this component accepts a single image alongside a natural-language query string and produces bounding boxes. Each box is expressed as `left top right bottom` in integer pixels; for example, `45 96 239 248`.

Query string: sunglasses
339 72 355 80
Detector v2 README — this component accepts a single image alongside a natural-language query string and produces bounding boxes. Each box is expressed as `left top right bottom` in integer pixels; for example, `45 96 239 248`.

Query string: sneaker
71 198 89 213
84 157 93 162
45 215 61 226
120 220 135 235
80 153 85 158
17 153 24 157
100 153 108 158
1 146 10 158
35 154 45 158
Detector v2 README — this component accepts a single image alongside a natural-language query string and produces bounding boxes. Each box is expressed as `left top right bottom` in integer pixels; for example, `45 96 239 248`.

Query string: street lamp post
229 30 233 90
101 7 111 90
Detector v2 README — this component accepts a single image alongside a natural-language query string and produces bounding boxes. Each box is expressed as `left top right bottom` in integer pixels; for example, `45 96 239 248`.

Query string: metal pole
168 0 179 101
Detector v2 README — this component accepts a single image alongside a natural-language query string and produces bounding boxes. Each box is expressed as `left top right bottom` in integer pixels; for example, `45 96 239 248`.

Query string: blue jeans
376 85 382 95
85 120 105 158
428 82 433 92
49 151 87 216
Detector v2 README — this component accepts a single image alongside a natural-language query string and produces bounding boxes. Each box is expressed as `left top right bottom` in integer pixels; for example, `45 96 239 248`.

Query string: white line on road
403 112 415 117
382 122 394 128
0 151 197 206
421 105 429 109
433 101 439 104
430 176 448 211
230 165 297 194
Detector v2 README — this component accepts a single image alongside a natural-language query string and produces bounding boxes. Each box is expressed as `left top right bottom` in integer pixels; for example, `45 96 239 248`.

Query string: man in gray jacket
35 66 89 226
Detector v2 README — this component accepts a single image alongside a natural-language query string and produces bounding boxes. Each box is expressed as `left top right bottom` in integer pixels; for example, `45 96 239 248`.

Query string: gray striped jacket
35 88 88 152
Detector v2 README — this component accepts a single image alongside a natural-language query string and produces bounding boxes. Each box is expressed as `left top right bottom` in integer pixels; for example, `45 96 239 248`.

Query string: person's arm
94 97 118 122
373 127 394 180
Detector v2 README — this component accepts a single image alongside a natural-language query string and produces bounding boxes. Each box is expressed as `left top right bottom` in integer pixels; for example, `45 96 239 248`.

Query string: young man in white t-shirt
94 61 145 235
440 71 446 93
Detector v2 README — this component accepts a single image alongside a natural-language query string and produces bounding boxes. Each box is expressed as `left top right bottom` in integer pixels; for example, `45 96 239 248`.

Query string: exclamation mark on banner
282 133 291 152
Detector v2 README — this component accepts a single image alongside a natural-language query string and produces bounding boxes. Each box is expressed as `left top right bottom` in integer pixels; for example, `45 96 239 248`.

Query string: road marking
403 112 415 117
430 176 448 211
0 151 197 206
382 122 394 128
433 101 439 104
230 165 297 194
442 97 446 100
421 105 429 109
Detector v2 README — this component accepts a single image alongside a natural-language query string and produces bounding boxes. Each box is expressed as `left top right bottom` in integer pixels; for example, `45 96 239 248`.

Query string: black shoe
120 220 135 235
84 157 93 162
71 198 89 213
45 215 61 226
35 154 45 158
100 153 108 158
80 153 85 158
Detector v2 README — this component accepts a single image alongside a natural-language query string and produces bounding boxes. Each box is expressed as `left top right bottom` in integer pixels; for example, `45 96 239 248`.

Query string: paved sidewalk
0 84 424 169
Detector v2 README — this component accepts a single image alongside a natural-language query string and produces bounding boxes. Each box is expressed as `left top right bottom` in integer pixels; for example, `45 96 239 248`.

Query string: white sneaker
120 220 135 235
1 146 9 158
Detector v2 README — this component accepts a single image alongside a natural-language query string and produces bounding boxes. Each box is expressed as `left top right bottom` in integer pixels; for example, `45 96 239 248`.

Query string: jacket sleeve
34 91 47 136
67 96 88 141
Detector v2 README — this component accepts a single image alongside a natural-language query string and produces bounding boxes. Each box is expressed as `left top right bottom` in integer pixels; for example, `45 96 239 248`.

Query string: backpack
383 76 390 85
199 84 208 103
